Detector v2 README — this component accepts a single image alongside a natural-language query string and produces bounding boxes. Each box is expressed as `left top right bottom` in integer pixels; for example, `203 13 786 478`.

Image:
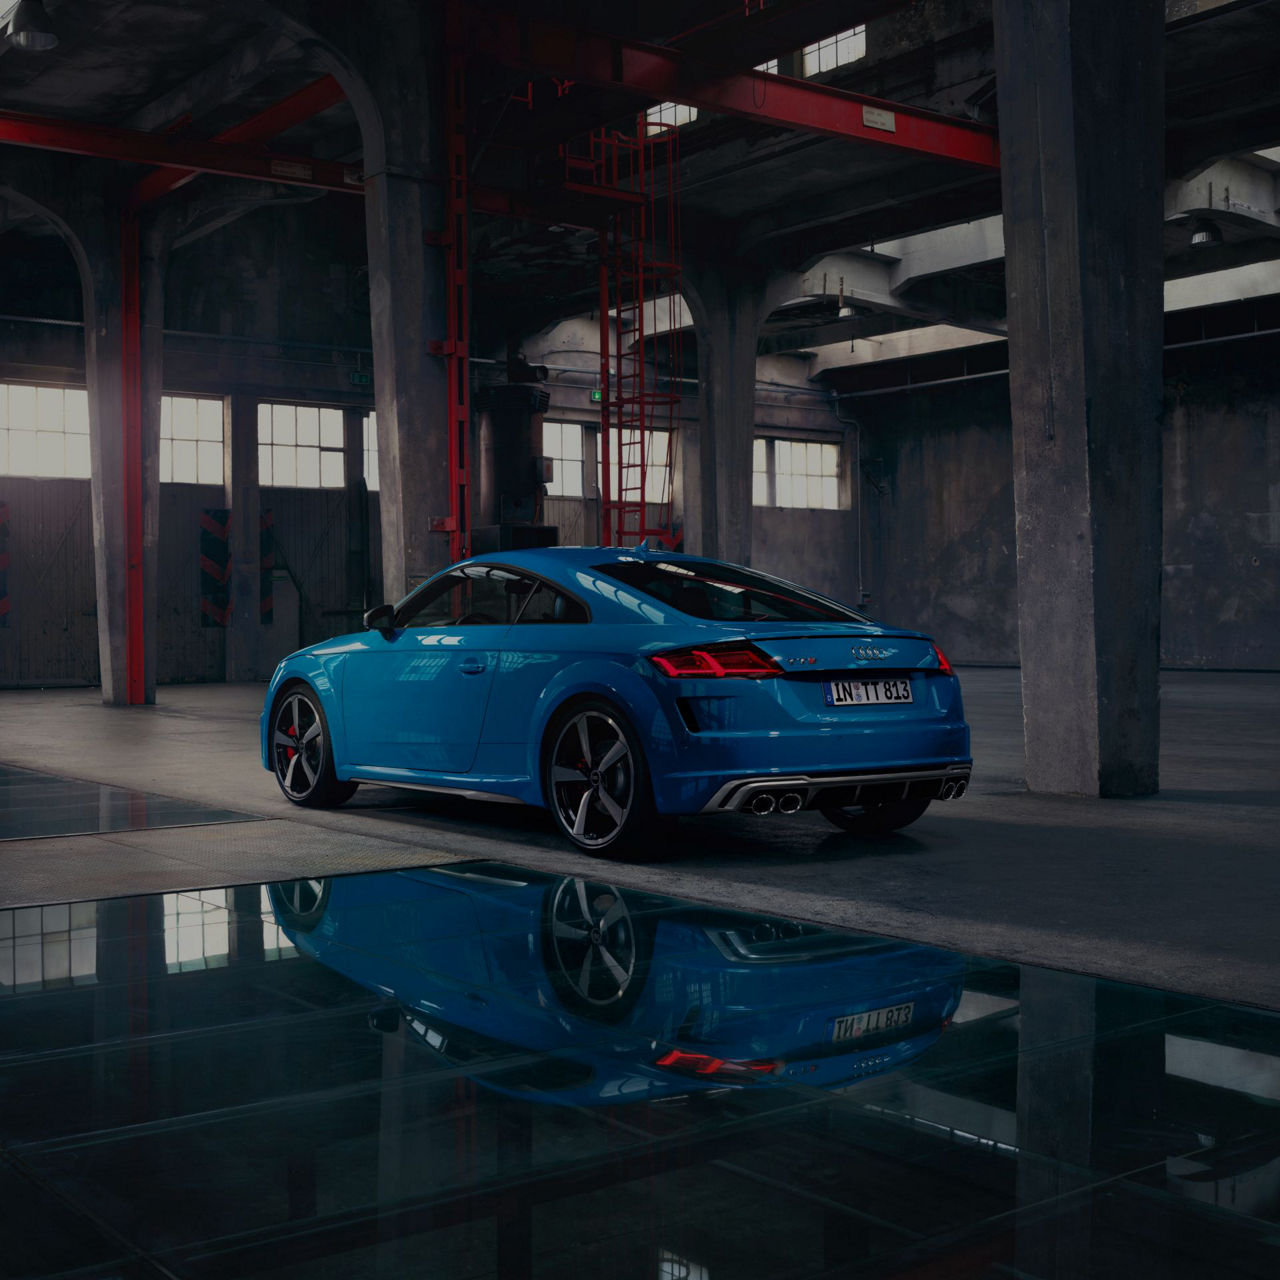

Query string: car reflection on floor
268 863 964 1107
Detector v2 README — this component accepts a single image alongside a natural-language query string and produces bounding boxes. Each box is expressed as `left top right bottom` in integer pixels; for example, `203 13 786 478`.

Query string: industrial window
0 382 90 479
753 437 841 509
756 58 779 74
160 395 223 485
645 101 697 135
598 428 672 505
0 903 97 991
542 421 584 498
258 403 344 489
362 412 380 491
163 890 229 973
802 25 866 76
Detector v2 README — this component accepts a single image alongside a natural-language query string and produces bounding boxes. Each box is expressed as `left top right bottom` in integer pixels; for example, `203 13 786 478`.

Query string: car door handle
459 659 487 675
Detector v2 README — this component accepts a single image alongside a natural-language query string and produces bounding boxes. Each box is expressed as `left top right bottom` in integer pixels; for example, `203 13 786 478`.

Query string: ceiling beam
472 12 999 169
131 75 347 206
0 106 364 197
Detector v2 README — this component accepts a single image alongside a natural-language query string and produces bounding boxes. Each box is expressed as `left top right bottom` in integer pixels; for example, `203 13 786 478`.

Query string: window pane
258 443 272 485
36 432 63 476
66 433 91 479
257 403 271 443
161 396 173 437
753 472 768 506
272 444 296 486
171 397 198 440
542 421 561 455
9 385 36 429
296 446 320 488
822 475 838 509
9 430 36 474
36 387 62 431
753 438 766 470
272 404 296 446
172 439 197 483
808 474 824 508
319 408 343 449
0 429 8 473
159 436 173 483
196 399 222 442
0 386 7 430
320 450 344 488
806 441 821 474
197 440 222 485
296 406 319 447
65 390 89 434
563 424 583 460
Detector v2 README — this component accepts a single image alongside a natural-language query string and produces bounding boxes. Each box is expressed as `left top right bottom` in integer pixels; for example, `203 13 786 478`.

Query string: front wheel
820 796 931 834
543 699 655 855
270 684 358 809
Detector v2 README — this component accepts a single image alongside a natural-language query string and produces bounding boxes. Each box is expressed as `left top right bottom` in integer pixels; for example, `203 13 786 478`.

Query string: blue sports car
267 864 964 1107
260 546 971 853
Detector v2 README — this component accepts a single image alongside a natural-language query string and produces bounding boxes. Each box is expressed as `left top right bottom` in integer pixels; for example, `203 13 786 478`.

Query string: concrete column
225 394 264 680
681 265 769 564
992 0 1165 796
343 407 370 618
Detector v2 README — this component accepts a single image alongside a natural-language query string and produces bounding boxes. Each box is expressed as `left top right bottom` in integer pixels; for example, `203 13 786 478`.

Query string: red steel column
120 210 145 705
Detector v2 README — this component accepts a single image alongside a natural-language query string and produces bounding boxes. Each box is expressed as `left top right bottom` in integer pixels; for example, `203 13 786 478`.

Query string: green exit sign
349 370 372 387
590 389 603 403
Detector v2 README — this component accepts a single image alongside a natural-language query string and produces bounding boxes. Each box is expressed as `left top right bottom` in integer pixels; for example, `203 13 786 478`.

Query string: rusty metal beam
476 13 999 169
0 106 364 196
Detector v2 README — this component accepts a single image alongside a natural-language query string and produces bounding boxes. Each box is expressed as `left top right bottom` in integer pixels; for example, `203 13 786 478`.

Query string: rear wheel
270 684 358 809
543 699 655 855
820 796 931 834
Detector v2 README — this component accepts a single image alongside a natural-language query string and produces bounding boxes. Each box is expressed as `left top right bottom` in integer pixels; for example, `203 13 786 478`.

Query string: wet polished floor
0 764 262 842
2 862 1278 1279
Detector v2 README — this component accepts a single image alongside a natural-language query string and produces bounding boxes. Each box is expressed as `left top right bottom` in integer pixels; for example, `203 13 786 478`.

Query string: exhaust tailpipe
940 781 956 800
749 793 776 815
778 792 803 814
952 779 967 799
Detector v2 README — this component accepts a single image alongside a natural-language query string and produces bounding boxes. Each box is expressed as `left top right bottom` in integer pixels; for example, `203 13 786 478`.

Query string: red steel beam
477 14 999 169
131 75 348 206
0 106 364 195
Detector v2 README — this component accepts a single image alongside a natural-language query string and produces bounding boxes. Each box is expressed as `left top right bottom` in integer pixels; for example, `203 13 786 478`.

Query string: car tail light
649 642 782 679
931 644 954 676
654 1049 781 1080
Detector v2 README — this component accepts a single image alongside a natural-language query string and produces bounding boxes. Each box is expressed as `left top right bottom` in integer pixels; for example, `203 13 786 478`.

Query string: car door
342 566 535 774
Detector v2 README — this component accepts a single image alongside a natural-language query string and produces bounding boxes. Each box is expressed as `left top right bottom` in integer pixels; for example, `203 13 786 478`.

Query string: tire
820 796 931 834
540 877 654 1023
267 878 331 931
269 682 358 809
542 698 656 855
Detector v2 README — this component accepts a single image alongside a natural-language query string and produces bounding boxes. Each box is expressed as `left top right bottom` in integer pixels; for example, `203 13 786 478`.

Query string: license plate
831 1002 915 1042
823 678 913 706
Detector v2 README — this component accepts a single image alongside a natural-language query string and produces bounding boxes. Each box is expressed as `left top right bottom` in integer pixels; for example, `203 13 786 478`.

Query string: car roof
457 545 701 577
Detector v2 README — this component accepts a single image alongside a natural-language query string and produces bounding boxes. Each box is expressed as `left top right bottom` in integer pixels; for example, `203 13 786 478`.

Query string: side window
516 583 588 624
398 568 536 627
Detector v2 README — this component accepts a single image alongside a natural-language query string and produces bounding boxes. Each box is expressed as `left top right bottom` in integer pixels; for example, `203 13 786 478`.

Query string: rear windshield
593 559 868 623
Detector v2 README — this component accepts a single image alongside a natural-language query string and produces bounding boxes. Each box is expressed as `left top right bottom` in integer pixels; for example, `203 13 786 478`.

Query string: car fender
523 658 680 803
260 651 351 771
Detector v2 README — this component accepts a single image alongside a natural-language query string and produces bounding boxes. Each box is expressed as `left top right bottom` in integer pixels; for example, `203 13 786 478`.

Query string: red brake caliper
286 724 296 759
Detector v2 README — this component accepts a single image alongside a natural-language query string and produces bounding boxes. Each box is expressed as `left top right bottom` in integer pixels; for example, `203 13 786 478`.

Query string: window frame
752 431 848 511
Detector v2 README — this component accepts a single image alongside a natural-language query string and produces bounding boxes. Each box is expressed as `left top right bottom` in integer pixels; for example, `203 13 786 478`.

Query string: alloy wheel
272 691 325 799
550 710 635 849
547 877 639 1008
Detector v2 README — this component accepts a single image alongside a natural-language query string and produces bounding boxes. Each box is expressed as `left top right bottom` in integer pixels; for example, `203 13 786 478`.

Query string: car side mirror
363 604 395 632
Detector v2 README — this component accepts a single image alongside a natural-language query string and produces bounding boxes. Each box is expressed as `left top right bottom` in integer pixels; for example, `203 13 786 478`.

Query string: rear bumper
700 762 972 814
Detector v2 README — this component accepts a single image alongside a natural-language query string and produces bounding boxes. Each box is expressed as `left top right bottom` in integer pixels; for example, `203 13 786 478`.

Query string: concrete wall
752 507 862 609
850 346 1280 670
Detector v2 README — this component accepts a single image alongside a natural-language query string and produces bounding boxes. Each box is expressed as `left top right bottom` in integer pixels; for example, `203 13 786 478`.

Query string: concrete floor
1 668 1277 1007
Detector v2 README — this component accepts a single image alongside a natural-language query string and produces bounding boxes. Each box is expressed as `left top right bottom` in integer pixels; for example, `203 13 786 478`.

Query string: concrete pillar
225 394 264 681
992 0 1165 796
343 407 370 618
681 265 769 564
